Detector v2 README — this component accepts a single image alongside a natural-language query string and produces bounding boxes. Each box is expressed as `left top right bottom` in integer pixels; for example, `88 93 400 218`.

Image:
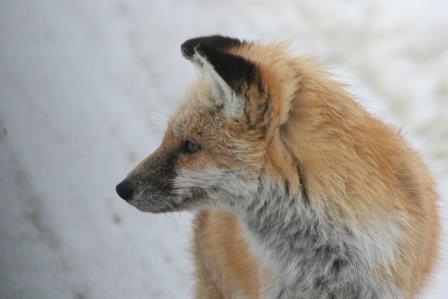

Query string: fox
116 35 440 299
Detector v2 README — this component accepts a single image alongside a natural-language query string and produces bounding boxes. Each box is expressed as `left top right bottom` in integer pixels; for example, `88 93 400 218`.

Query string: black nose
116 179 134 201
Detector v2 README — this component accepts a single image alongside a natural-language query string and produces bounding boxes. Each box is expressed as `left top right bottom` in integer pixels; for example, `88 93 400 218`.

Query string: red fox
116 36 440 299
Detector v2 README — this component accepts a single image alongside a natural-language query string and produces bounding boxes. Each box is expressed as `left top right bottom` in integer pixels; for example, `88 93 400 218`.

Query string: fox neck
237 173 401 299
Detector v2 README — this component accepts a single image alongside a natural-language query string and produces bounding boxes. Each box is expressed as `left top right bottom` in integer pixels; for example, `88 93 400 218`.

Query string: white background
0 0 447 298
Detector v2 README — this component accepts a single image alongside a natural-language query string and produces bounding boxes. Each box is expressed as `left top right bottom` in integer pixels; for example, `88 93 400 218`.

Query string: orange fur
194 211 263 299
190 42 439 298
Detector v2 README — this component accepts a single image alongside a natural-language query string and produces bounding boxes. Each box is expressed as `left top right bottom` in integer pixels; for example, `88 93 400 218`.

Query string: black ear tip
181 39 197 58
181 35 243 59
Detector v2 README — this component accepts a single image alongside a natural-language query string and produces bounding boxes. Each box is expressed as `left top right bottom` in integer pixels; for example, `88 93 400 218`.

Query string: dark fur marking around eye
180 139 201 154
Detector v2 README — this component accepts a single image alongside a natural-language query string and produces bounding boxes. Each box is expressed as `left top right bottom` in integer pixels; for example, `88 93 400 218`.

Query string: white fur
191 49 244 119
175 167 404 299
173 168 257 211
241 175 403 299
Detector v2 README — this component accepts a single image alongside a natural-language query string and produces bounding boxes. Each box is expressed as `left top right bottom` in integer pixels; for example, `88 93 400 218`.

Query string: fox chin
116 35 440 299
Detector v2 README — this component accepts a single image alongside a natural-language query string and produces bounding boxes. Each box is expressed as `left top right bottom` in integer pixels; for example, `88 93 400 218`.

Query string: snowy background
0 0 447 298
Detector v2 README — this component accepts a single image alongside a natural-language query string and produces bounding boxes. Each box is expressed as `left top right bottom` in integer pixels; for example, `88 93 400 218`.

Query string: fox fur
116 36 440 299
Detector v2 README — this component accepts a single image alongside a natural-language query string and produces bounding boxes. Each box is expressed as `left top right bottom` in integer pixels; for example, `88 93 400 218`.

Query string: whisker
143 108 170 119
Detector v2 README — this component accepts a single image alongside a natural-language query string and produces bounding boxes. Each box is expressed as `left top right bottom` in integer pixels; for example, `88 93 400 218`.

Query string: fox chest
241 208 401 299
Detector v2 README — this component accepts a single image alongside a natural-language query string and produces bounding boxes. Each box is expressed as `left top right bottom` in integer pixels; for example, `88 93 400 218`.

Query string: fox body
116 36 439 299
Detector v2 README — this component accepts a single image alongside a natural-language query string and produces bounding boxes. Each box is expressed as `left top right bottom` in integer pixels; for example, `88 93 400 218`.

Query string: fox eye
181 139 201 154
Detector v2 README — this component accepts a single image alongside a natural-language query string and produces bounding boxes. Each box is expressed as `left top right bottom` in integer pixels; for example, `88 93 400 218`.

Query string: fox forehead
170 79 221 137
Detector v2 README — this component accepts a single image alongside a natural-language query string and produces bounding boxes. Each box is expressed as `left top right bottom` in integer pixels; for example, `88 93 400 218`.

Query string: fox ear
181 36 257 118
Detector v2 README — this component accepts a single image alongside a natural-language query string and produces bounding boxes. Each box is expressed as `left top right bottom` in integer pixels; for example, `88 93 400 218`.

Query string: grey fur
174 169 402 299
239 174 401 299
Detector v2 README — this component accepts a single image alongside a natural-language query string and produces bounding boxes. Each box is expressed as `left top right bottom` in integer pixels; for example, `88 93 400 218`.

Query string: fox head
116 35 301 213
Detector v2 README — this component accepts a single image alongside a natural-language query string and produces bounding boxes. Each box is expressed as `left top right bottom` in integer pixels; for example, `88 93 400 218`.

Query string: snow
0 0 446 298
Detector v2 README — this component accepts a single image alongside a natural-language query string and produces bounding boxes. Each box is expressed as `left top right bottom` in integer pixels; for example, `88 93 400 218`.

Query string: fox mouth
128 187 207 213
